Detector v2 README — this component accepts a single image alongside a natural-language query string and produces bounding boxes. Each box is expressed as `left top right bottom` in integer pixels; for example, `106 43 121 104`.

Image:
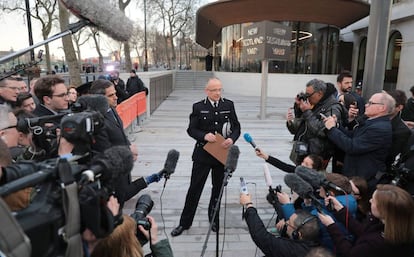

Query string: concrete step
175 71 214 89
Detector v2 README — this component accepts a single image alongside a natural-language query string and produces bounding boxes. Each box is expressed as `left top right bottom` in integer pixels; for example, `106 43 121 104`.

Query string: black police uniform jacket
187 97 241 165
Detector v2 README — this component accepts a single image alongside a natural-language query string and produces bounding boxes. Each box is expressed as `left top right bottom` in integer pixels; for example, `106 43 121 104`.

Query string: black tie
214 102 217 108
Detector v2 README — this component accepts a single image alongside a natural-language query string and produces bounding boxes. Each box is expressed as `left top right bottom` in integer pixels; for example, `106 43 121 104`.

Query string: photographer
287 79 343 167
91 214 173 257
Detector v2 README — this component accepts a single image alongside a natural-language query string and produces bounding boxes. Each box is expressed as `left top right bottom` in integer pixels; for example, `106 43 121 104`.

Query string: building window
220 21 340 74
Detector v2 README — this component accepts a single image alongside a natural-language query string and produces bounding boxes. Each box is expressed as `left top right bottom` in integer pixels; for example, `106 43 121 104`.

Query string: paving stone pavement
123 88 295 257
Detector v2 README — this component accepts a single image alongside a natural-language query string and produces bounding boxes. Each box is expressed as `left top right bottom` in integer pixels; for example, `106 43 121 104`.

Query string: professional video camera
130 194 154 246
17 106 104 160
0 145 134 257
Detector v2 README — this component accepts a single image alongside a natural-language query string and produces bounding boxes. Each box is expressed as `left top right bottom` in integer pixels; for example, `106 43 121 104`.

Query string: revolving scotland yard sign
242 21 291 60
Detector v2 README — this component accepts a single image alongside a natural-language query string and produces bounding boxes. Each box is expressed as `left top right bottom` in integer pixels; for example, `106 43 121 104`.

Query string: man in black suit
171 77 241 236
89 79 140 207
32 75 69 117
89 79 137 155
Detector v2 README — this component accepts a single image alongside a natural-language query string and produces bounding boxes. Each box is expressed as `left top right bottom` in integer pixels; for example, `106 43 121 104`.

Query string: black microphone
284 173 324 212
60 0 133 41
295 165 345 192
76 95 109 116
243 133 258 150
83 146 134 183
158 149 180 179
225 145 240 173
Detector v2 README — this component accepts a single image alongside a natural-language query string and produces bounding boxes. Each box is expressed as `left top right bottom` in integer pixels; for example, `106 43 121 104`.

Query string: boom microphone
76 95 109 116
158 149 180 179
225 145 240 173
295 166 344 192
243 133 258 150
60 0 133 41
284 173 324 211
83 145 134 182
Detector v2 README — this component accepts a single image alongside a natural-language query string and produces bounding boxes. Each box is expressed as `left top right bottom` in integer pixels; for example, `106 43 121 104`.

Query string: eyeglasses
305 91 317 98
366 101 384 106
52 92 69 98
285 221 296 230
0 86 20 91
1 125 17 130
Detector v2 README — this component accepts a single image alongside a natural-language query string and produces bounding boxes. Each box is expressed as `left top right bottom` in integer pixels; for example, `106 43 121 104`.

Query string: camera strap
58 159 82 257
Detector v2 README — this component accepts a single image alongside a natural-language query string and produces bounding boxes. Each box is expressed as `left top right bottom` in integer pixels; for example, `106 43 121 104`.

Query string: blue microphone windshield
243 133 257 149
243 133 253 143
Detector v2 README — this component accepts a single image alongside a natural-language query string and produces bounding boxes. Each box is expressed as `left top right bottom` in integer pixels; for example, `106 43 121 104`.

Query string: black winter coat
187 97 240 165
245 207 319 257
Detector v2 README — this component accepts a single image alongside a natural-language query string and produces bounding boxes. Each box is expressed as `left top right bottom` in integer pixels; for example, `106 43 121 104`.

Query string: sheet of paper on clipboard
203 133 229 165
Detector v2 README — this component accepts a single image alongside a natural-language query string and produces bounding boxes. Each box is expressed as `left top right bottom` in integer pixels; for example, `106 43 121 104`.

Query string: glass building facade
220 21 342 74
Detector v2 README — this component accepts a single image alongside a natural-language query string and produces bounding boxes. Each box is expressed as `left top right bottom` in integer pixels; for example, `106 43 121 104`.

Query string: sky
0 0 215 63
0 8 135 61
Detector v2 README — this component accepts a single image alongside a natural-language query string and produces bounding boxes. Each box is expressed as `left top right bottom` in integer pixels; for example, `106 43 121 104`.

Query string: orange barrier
116 92 147 129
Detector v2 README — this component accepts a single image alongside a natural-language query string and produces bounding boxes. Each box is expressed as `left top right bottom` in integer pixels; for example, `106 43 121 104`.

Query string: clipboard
203 133 229 165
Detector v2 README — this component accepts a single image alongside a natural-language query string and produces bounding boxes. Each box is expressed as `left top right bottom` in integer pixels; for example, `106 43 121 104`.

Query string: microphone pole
200 145 239 257
0 20 89 64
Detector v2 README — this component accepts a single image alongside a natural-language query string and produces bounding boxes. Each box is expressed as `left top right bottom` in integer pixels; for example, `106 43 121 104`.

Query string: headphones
291 215 317 240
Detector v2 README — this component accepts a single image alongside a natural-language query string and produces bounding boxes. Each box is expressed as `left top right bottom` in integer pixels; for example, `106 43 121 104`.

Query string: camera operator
82 195 121 257
33 75 69 117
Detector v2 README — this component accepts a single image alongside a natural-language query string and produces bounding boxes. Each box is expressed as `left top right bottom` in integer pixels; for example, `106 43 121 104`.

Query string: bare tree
118 0 132 71
58 0 81 86
149 0 198 69
90 27 104 71
130 24 145 66
72 27 92 69
1 0 58 72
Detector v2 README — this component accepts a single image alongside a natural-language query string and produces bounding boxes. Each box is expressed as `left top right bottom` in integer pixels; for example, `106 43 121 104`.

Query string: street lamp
25 0 35 62
143 0 148 72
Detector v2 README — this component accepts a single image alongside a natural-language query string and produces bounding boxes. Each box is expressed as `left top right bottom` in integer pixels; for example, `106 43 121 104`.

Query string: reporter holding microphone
240 191 322 257
318 184 414 257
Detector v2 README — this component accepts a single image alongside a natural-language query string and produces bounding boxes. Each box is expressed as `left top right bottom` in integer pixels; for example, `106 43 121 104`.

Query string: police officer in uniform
171 77 241 236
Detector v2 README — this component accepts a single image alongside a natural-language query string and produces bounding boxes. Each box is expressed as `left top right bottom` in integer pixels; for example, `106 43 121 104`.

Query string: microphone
158 149 180 179
60 0 133 42
76 95 109 116
225 145 240 173
243 133 258 150
284 173 324 211
295 166 344 192
240 177 249 195
83 145 134 183
263 163 272 190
